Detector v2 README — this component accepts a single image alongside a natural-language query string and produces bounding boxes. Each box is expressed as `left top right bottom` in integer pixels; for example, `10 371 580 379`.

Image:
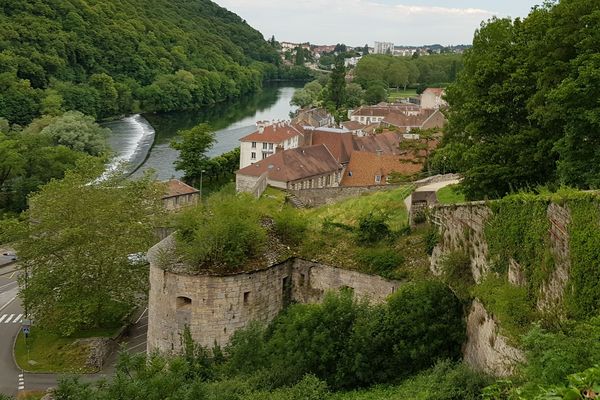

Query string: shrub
175 192 267 272
423 225 440 255
356 247 404 277
356 211 390 244
440 250 474 300
273 207 308 246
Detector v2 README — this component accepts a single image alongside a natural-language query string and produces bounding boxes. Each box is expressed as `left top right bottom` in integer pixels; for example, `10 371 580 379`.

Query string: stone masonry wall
430 202 491 283
430 201 573 376
289 173 460 207
147 245 402 353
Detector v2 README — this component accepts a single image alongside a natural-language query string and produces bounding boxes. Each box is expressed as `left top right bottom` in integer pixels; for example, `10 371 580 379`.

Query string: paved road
0 259 149 397
0 263 22 396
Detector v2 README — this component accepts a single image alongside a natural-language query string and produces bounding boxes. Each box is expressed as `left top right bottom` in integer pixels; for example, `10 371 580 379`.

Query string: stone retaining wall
147 247 402 353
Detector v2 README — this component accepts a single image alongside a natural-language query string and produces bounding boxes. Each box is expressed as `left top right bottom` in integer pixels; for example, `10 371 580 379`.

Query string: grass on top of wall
436 184 466 205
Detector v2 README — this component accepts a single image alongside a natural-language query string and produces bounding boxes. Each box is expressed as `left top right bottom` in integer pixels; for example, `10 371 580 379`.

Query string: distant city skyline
215 0 543 46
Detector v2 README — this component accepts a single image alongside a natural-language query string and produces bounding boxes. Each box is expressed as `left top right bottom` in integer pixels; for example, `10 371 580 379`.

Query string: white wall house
239 122 304 169
421 88 447 109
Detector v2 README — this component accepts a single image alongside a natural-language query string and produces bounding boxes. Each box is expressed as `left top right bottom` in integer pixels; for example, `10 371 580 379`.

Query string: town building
162 179 199 211
239 121 304 169
292 108 334 128
421 88 447 109
374 41 394 54
381 109 446 133
341 151 423 186
236 144 344 192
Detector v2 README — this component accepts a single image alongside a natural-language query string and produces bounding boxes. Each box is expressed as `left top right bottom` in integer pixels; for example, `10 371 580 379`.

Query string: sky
215 0 543 46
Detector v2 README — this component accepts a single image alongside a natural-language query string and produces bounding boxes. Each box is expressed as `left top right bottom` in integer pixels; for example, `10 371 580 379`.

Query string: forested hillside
0 0 281 124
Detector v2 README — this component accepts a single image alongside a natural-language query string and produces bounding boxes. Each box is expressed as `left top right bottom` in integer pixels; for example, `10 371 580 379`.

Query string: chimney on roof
376 149 383 156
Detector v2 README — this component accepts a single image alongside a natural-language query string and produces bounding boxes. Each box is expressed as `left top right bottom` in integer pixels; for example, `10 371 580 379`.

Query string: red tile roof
310 130 355 164
163 179 199 198
240 123 303 144
353 132 402 155
341 121 366 131
341 152 423 187
236 145 341 183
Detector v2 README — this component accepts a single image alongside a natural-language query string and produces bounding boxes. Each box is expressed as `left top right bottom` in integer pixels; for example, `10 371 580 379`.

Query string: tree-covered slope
0 0 280 124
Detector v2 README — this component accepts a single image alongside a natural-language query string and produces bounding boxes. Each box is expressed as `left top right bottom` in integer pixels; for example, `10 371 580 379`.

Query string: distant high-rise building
374 41 394 54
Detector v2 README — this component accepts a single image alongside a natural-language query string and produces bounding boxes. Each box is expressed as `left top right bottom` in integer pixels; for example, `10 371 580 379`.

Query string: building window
176 296 192 310
263 143 268 150
251 152 256 159
268 143 274 150
243 291 250 305
348 171 353 177
375 175 382 183
251 142 257 148
262 152 268 160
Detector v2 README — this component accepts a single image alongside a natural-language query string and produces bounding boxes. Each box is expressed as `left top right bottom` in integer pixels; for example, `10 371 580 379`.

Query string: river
104 83 300 181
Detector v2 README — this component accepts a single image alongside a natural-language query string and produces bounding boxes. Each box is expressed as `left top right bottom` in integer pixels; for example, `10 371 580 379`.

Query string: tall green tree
11 158 164 335
171 124 216 186
41 111 109 156
439 0 600 199
327 55 346 109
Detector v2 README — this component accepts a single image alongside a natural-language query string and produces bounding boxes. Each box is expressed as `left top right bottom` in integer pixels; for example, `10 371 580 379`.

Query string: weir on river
104 84 299 180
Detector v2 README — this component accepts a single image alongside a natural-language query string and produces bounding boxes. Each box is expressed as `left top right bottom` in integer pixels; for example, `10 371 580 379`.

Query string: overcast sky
215 0 543 46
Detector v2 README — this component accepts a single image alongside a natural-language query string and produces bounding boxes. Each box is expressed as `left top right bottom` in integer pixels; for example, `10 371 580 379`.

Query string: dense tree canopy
7 159 164 335
354 54 462 91
434 0 600 199
0 0 281 124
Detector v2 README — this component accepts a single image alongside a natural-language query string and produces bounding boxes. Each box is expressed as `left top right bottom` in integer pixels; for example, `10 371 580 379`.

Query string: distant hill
0 0 282 124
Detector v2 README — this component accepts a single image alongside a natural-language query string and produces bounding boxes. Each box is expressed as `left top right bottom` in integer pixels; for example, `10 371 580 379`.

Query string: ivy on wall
565 199 600 319
484 194 554 306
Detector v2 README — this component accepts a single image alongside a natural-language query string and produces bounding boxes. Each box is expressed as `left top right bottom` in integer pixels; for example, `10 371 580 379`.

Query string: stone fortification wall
289 174 460 207
430 201 573 376
147 240 402 353
430 201 491 283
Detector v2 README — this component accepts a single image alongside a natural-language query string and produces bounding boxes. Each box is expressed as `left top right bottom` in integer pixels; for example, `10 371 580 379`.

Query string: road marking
0 281 17 291
132 332 147 340
18 373 24 391
135 307 148 324
127 341 147 351
0 313 24 323
136 323 148 329
0 295 17 312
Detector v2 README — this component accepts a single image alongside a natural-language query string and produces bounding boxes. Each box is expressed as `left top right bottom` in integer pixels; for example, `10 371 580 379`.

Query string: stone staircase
286 193 307 209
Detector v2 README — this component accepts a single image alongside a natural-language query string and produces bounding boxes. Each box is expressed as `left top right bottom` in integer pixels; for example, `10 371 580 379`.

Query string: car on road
2 252 17 261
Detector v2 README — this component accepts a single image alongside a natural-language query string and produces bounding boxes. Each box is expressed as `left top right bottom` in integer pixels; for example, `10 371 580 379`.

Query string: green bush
175 191 267 272
356 211 390 244
226 282 465 390
356 247 404 276
472 276 534 341
273 207 308 246
423 225 440 255
440 250 474 300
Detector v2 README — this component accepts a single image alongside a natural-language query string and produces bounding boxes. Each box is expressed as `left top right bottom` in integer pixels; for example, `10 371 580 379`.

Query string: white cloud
216 0 497 45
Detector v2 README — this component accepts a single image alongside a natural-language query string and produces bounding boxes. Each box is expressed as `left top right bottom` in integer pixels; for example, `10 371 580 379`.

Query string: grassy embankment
14 325 120 373
261 185 432 280
436 184 466 204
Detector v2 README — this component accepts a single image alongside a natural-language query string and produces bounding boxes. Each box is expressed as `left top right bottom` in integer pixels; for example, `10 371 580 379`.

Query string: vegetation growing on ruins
172 185 431 279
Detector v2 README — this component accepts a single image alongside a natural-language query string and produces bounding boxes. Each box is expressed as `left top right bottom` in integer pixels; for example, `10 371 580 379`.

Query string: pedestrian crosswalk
0 313 23 324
